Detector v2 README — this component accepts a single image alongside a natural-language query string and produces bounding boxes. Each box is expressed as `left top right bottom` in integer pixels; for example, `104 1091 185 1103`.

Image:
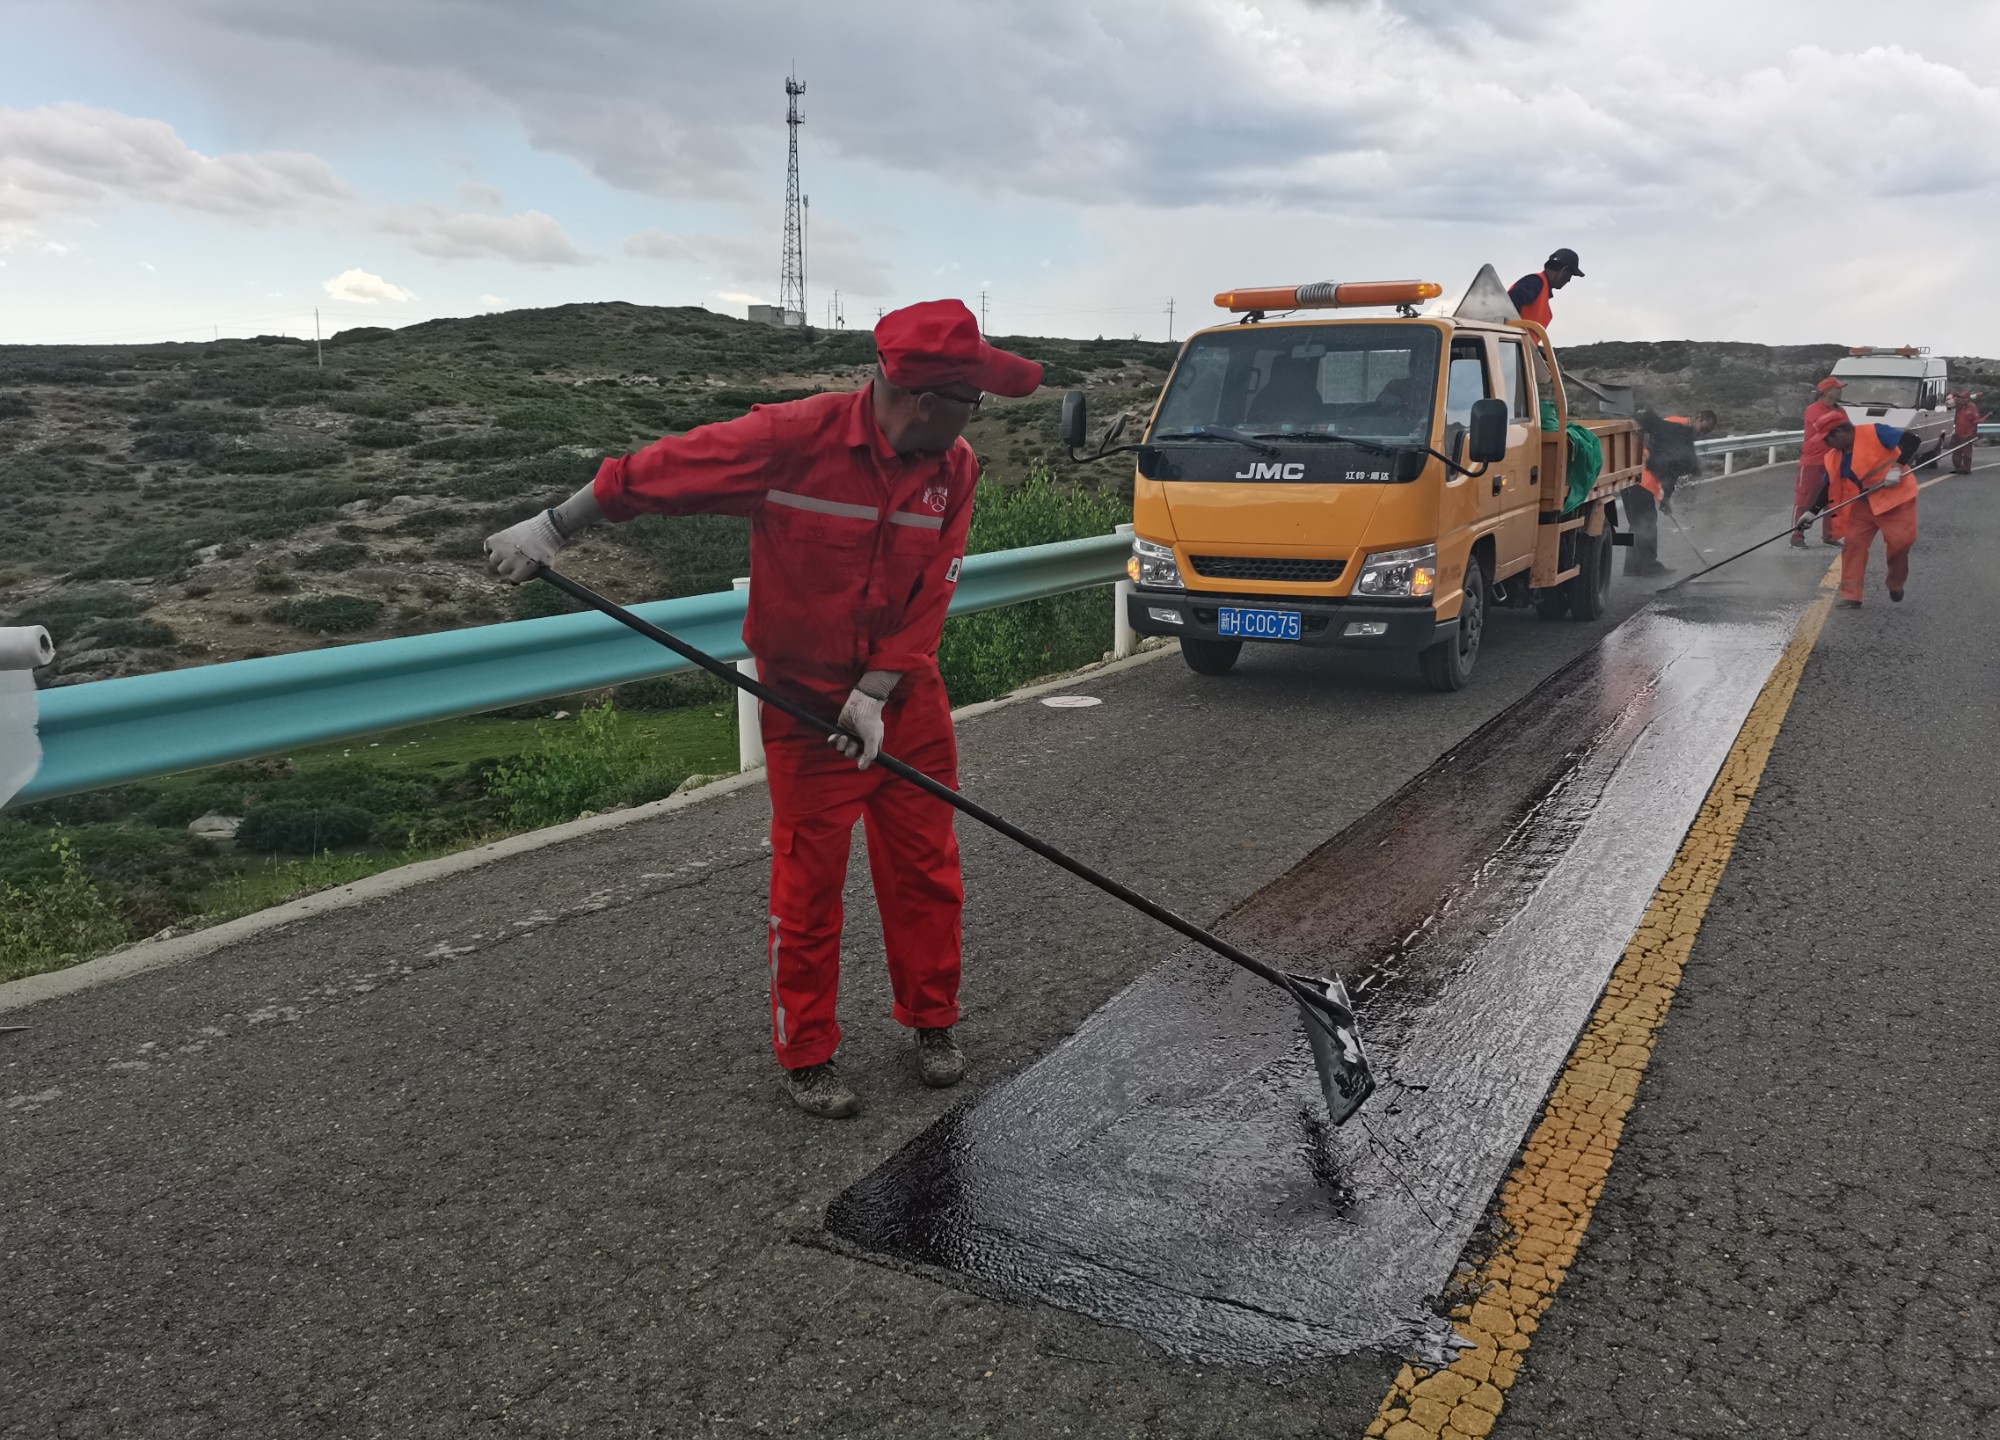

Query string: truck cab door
1491 335 1541 578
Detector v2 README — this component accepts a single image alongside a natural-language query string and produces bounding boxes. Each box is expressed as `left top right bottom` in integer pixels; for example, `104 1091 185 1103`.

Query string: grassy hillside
1562 341 2000 435
1 303 1174 685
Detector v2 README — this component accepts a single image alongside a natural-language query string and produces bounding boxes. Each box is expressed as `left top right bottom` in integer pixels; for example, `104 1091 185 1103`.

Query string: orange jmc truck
1061 268 1642 691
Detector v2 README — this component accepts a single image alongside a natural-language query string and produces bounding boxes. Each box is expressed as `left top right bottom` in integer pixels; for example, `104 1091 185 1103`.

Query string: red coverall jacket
592 387 978 1068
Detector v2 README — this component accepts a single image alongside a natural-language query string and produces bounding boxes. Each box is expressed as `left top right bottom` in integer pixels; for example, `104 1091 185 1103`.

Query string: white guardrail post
1722 450 1735 476
1112 523 1137 660
731 576 764 772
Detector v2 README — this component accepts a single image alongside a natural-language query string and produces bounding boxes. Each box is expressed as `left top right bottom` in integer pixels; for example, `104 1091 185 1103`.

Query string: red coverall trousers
760 669 963 1069
1838 496 1916 602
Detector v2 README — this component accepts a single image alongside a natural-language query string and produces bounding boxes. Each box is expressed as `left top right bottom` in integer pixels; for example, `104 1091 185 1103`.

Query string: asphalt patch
825 592 1809 1367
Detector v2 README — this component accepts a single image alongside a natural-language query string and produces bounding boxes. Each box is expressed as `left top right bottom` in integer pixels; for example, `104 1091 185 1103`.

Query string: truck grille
1189 555 1345 583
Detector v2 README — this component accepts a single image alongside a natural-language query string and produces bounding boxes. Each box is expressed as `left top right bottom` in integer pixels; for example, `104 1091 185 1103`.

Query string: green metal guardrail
13 532 1130 806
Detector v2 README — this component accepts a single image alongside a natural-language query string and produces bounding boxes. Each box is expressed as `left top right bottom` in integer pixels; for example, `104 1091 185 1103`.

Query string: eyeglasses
915 387 984 410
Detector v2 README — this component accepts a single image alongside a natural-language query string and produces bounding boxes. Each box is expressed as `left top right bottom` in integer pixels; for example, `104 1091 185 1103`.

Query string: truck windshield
1152 324 1440 446
1837 376 1921 408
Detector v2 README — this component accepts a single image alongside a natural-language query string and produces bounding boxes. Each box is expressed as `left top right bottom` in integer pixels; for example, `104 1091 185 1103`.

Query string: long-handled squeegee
1659 434 1975 594
535 566 1376 1125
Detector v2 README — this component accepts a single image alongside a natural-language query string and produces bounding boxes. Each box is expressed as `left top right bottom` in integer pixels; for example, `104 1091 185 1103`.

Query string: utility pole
979 290 989 334
1166 297 1175 344
314 308 324 368
779 75 807 325
832 289 842 329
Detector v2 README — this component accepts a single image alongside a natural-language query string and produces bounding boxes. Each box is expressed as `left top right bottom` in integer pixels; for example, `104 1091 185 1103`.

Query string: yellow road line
1364 563 1840 1440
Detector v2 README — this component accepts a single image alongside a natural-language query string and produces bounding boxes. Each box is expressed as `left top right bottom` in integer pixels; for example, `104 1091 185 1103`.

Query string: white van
1831 348 1949 458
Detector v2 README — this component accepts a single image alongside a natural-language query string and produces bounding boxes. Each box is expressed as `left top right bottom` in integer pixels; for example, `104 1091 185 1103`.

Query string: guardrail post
1112 523 1137 660
1767 445 1779 467
1722 450 1735 477
732 577 764 772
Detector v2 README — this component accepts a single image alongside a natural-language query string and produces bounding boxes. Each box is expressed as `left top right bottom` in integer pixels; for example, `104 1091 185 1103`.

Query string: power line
1166 297 1175 343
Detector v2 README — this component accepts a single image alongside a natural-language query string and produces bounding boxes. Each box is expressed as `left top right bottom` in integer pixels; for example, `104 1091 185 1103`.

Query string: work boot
1789 533 1806 548
1889 589 1905 603
1836 598 1862 609
784 1061 859 1119
913 1027 965 1089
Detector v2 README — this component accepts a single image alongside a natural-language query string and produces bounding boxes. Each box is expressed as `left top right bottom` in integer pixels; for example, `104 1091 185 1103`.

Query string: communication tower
779 76 807 327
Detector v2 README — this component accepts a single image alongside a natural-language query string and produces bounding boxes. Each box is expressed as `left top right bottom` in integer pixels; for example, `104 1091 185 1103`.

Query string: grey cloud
0 102 349 234
626 221 893 298
377 204 594 265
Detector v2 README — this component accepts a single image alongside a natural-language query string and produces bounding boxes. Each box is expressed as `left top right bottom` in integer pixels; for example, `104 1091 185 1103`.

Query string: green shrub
263 594 383 633
937 463 1128 705
347 419 420 448
6 589 152 644
615 671 731 711
446 449 601 499
295 542 369 572
78 530 207 580
487 700 690 829
236 801 375 855
89 617 177 648
0 833 129 982
411 431 559 462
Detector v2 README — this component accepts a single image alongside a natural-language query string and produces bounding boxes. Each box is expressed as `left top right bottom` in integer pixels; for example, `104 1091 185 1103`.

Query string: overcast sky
5 0 1999 351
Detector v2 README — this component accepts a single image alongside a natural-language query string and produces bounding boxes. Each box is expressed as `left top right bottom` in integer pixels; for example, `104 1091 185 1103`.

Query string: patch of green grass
487 698 698 828
0 833 130 983
295 542 369 572
263 594 384 633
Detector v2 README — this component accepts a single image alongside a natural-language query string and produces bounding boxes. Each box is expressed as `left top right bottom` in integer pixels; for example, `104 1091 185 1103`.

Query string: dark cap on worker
1546 248 1584 276
875 300 1043 398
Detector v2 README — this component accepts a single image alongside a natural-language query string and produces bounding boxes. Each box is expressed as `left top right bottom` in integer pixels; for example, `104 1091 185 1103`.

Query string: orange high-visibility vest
1516 272 1553 327
1822 424 1918 529
1639 414 1693 500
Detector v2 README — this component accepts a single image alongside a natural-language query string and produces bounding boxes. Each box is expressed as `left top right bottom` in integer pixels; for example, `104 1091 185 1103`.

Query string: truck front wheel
1180 636 1243 675
1418 557 1486 692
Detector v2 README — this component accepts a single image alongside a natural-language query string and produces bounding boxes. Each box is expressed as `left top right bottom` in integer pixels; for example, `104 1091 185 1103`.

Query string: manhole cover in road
1038 695 1102 708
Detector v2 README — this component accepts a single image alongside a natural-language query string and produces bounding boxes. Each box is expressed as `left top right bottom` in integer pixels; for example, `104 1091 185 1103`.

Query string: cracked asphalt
2 463 1988 1438
1495 469 2000 1438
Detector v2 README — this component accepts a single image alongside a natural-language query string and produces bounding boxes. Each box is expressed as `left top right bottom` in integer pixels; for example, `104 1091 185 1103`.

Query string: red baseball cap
875 300 1043 398
1816 377 1846 394
1811 407 1849 437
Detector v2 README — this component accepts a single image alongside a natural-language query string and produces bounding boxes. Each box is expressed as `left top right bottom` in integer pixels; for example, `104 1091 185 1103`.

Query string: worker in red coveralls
1950 391 1981 473
482 300 1044 1119
1794 377 1846 548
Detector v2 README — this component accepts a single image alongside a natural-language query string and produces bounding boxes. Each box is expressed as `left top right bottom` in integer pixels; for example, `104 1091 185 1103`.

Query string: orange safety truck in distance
1060 266 1643 691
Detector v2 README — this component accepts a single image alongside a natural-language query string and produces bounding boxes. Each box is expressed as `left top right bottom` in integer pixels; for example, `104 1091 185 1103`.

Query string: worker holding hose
1817 417 1920 608
481 300 1044 1118
1794 378 1846 547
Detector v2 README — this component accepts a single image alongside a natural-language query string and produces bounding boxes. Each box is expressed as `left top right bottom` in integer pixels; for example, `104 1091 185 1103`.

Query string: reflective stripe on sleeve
767 489 880 521
887 510 945 530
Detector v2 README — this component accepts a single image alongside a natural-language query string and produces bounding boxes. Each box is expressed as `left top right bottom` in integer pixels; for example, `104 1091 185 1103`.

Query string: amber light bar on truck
1213 280 1443 313
1848 346 1926 356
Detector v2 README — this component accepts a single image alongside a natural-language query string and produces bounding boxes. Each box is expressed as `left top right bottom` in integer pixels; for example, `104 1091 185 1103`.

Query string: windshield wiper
1149 425 1281 458
1248 430 1405 457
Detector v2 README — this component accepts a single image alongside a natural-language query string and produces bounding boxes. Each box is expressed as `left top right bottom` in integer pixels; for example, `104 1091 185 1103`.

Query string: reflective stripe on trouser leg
764 802 861 1070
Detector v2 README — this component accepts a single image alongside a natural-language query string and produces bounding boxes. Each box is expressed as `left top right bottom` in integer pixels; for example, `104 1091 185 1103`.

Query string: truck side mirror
1467 397 1509 463
1060 390 1088 450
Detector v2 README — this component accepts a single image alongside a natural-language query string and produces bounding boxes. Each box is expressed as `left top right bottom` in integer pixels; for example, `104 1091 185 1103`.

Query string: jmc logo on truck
1235 462 1307 480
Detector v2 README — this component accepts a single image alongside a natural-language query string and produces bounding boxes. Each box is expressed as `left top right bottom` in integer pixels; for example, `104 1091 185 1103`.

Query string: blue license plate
1216 606 1302 641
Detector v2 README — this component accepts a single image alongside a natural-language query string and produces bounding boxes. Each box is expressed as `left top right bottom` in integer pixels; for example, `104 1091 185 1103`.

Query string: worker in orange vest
1819 419 1920 607
1794 377 1846 547
1625 410 1714 575
1950 390 1981 473
1508 248 1583 328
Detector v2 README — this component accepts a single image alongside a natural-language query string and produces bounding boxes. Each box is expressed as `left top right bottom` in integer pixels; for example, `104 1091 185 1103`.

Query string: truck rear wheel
1566 522 1614 622
1418 556 1486 692
1180 636 1242 675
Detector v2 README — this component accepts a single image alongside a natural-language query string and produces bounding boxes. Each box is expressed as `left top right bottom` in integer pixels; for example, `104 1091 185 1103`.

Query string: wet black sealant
825 589 1805 1367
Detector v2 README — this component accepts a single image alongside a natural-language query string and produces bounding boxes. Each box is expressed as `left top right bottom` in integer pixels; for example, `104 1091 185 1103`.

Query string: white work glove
484 510 566 585
829 688 886 770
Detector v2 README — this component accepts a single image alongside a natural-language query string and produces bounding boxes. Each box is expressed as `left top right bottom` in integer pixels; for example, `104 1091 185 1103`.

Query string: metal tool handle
533 566 1357 1032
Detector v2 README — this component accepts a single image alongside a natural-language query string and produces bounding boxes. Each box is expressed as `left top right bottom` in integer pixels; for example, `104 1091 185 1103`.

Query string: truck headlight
1351 543 1437 599
1128 537 1184 589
